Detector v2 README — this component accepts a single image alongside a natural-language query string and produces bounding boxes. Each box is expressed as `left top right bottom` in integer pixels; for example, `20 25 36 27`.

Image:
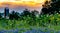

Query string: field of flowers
0 13 60 33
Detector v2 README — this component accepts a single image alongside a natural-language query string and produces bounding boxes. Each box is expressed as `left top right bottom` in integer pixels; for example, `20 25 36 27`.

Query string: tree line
0 0 60 20
9 0 60 20
42 0 60 14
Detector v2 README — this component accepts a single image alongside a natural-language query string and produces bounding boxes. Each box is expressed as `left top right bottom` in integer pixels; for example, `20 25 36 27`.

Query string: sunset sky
0 0 46 13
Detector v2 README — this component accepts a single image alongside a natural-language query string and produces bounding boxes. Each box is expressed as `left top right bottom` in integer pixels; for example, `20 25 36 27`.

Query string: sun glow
0 0 46 8
0 0 45 3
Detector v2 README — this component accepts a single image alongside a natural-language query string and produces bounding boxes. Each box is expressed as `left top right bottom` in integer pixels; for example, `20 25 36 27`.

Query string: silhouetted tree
0 13 2 18
41 1 51 14
31 10 39 17
9 11 20 20
41 0 60 14
30 10 39 21
51 0 60 14
41 7 48 14
21 9 31 17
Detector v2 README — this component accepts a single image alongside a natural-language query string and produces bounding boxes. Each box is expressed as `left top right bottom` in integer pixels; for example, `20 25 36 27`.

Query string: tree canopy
41 0 60 14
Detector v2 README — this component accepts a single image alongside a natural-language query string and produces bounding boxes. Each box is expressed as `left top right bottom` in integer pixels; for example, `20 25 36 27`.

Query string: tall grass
0 13 60 30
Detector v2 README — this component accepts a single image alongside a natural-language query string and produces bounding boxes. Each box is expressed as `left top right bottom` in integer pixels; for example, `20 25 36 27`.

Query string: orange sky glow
0 0 47 13
0 0 46 8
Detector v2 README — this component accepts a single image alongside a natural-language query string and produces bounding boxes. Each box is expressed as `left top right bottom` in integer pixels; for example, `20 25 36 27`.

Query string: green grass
0 13 60 31
49 25 60 31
